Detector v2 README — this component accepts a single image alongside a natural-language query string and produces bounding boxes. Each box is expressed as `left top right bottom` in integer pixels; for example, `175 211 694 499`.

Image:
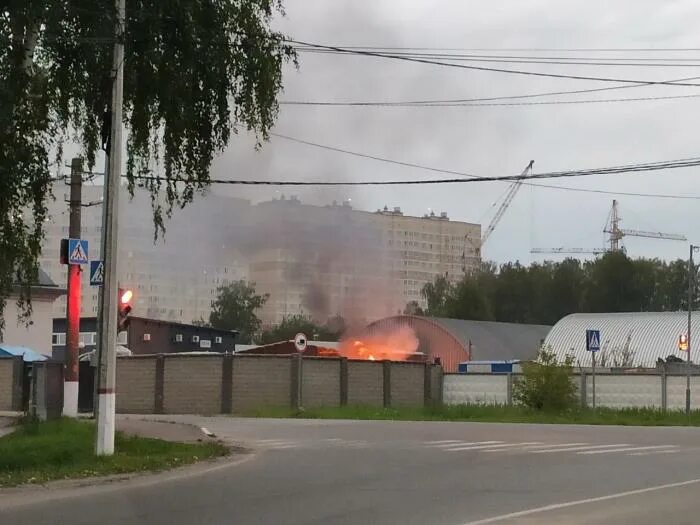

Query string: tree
513 348 576 412
1 2 295 332
421 274 452 316
257 314 344 345
209 280 269 343
403 300 424 315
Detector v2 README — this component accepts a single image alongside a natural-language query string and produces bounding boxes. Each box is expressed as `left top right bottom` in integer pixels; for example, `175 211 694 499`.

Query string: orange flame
338 327 419 361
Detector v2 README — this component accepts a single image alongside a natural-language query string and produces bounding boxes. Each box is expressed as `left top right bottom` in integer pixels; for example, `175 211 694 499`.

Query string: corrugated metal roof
427 317 551 362
0 345 48 362
544 312 700 368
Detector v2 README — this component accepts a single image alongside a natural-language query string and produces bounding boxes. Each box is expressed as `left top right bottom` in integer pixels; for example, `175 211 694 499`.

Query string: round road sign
294 332 308 352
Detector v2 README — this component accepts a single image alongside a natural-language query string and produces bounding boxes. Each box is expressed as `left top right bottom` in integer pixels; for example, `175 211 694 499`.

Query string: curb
0 448 255 510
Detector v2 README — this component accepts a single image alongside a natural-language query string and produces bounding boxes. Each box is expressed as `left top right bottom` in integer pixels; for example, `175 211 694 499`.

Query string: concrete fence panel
390 362 425 407
666 375 700 410
0 357 22 411
301 357 341 408
163 355 223 415
116 357 157 413
347 360 384 406
232 355 292 412
443 374 509 405
585 374 662 408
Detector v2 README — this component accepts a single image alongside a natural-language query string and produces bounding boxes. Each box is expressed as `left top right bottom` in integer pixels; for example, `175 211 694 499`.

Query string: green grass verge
242 404 700 426
0 418 228 487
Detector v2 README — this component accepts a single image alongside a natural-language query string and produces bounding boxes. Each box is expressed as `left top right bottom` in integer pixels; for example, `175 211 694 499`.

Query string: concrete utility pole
63 157 83 417
95 0 125 456
686 244 698 417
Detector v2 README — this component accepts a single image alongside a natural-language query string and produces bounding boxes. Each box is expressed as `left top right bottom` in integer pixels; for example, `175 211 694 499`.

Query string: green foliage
209 280 268 343
243 404 700 427
403 300 424 315
0 2 295 332
420 253 699 324
513 348 577 411
0 418 227 487
257 313 345 345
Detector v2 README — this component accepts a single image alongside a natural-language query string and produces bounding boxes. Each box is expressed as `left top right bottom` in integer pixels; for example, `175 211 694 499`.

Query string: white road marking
433 441 504 449
630 449 681 456
449 442 541 452
459 478 700 525
578 445 677 455
530 443 629 454
425 440 464 445
521 442 589 450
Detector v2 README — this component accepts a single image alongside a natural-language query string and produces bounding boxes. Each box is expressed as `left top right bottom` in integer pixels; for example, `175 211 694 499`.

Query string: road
3 417 700 524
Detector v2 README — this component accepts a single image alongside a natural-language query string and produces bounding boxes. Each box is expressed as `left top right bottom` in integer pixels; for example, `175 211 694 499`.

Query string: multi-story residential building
41 182 246 324
42 182 480 329
248 198 481 327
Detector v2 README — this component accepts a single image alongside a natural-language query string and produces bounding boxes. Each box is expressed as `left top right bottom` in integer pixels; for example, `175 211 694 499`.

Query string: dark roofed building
362 316 551 372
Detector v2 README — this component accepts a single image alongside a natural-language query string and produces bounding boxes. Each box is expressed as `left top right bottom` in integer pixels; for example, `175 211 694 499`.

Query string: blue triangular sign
70 242 87 263
590 332 599 348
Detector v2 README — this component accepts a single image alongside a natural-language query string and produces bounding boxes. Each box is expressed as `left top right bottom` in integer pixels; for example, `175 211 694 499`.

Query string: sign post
586 329 601 410
294 333 308 353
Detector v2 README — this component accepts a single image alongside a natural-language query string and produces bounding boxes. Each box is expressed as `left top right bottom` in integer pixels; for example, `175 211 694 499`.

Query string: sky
208 0 700 265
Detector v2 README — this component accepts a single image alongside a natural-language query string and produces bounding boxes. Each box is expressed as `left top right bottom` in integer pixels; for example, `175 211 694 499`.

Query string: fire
338 326 419 361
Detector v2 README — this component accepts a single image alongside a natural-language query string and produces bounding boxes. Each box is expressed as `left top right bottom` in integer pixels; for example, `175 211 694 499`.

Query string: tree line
407 251 697 325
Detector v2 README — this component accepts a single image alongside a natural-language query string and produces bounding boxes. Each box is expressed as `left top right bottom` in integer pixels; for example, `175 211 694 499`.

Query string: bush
513 348 576 411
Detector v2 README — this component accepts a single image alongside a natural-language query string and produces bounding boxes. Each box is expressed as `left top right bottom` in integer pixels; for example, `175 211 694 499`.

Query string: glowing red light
120 289 133 304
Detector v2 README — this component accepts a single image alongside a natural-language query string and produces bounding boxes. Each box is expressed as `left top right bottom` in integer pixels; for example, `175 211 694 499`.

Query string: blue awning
0 345 49 362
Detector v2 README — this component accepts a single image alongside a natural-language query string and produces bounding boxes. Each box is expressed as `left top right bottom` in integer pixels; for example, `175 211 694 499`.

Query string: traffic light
118 288 133 331
679 333 689 352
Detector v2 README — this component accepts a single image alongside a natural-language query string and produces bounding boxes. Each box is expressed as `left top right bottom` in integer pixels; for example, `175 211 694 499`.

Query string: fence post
154 355 165 414
290 354 302 410
221 353 233 414
580 372 588 408
382 360 391 408
506 373 513 406
12 356 24 411
661 368 668 412
424 363 432 407
339 358 348 407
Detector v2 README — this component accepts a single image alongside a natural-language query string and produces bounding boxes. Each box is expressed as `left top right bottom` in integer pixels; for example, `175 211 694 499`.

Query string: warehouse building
545 312 700 368
361 315 551 373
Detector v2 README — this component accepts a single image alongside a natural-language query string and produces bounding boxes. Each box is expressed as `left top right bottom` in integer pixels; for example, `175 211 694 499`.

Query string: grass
0 418 228 487
242 404 700 427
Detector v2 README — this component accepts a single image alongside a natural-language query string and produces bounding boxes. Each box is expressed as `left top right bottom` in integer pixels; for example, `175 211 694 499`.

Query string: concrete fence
115 354 443 415
0 356 24 411
444 372 700 410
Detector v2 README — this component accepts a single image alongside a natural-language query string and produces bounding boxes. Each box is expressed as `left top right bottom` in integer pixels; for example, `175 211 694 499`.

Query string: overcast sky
206 0 700 265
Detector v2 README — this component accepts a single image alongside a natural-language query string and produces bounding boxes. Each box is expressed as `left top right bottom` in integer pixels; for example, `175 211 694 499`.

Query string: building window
117 331 128 345
52 333 66 346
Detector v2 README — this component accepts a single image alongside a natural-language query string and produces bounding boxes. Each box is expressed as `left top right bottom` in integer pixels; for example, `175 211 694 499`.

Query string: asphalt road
4 417 700 524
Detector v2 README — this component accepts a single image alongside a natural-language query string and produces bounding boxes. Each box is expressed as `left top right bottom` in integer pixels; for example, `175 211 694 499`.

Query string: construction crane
604 199 686 252
532 199 686 256
530 247 606 255
462 160 534 270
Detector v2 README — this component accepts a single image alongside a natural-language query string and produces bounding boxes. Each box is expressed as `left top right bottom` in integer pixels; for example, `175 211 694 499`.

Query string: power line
296 48 700 67
280 74 700 106
292 45 700 53
126 158 700 186
281 92 700 107
290 40 700 87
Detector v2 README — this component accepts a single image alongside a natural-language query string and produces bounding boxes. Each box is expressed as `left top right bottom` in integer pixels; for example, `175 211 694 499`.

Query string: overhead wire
289 40 700 87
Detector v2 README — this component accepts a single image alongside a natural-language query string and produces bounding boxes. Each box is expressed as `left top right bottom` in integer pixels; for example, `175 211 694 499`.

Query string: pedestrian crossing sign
67 238 89 265
586 329 601 352
90 260 104 286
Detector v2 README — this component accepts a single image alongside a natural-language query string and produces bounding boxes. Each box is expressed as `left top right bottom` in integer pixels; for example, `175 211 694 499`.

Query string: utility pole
95 0 125 456
63 158 83 417
686 244 698 417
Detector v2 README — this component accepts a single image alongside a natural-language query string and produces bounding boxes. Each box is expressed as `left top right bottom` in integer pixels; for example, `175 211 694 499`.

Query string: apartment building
42 182 480 329
41 182 246 324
